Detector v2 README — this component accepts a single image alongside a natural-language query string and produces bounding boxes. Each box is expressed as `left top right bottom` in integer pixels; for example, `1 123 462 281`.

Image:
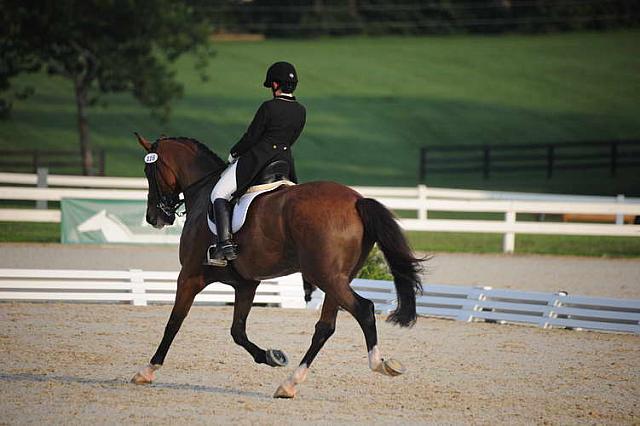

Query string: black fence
0 149 106 176
419 140 640 182
194 0 640 37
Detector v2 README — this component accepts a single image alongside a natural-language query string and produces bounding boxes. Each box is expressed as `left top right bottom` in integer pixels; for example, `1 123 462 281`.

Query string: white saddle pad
207 180 295 235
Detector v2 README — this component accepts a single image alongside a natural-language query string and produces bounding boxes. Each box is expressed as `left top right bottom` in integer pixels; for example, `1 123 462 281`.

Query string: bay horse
131 134 423 398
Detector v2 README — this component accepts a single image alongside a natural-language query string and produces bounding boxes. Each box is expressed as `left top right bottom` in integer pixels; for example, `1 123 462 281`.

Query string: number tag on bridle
144 153 158 163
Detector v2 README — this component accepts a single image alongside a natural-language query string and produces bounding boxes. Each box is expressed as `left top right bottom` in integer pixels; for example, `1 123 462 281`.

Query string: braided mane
155 136 226 169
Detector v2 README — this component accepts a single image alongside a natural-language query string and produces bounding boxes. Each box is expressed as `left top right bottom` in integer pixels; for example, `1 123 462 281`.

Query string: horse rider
207 61 307 265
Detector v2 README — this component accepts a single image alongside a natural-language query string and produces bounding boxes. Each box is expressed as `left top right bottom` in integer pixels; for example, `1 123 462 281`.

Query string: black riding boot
206 199 238 266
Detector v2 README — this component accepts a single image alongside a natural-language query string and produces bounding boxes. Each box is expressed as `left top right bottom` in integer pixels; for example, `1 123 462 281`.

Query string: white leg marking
368 346 406 377
274 363 308 398
368 345 385 373
285 363 309 387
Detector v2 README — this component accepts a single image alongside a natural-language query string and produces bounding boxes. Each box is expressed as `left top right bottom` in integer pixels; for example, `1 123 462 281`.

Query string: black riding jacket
231 94 306 195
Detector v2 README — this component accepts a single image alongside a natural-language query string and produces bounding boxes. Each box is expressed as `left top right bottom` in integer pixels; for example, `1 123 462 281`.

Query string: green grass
1 221 638 257
407 232 640 257
1 31 639 254
1 30 639 194
0 222 59 243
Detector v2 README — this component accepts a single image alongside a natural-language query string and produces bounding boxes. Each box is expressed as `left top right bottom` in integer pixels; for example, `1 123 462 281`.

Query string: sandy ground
1 243 638 298
424 253 640 299
0 243 182 271
0 303 638 425
0 244 638 423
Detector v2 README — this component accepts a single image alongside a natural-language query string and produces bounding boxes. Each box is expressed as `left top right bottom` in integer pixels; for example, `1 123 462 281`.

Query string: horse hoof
131 371 153 385
131 364 159 384
265 349 289 367
273 384 296 399
382 358 406 377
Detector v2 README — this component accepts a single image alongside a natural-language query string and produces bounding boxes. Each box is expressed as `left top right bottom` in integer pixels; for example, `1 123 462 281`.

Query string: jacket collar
275 94 296 101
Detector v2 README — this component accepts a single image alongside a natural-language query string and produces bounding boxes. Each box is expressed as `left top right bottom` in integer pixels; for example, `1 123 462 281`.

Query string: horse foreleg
131 274 203 385
274 295 339 398
231 283 287 367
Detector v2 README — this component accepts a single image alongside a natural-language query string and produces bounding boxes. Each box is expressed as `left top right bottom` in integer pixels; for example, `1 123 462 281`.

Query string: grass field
2 221 639 257
1 30 639 194
1 31 639 253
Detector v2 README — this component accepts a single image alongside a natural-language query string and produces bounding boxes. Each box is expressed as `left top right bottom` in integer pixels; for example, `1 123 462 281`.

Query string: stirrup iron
205 244 228 267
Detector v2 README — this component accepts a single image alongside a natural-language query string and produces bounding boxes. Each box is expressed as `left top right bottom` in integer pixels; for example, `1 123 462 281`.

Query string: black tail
356 198 424 327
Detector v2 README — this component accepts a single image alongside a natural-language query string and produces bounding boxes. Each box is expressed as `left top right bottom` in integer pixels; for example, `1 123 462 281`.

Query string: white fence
0 171 147 189
0 269 305 309
1 268 638 334
1 172 639 252
310 280 640 334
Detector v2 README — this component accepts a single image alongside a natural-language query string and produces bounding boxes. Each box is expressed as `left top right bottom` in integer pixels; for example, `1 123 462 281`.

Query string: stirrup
219 241 239 261
205 244 227 267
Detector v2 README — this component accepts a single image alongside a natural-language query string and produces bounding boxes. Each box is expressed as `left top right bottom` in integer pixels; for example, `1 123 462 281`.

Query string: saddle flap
208 180 295 235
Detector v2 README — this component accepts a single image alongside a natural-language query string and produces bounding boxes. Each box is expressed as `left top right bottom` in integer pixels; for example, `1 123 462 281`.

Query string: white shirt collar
279 92 294 97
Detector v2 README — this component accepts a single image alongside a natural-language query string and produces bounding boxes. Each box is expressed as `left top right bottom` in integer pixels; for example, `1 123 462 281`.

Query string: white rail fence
0 171 148 189
1 170 635 203
1 172 639 253
0 269 306 309
310 279 640 334
1 268 638 334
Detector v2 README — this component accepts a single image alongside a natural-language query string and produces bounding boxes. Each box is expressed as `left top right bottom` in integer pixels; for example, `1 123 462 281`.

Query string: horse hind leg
303 279 317 303
273 295 339 398
338 287 407 377
273 280 405 399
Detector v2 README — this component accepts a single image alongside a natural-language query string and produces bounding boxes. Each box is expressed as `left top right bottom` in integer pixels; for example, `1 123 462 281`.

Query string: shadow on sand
0 371 266 398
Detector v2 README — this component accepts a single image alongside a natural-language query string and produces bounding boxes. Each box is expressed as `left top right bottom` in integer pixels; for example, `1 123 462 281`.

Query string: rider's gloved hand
227 153 237 164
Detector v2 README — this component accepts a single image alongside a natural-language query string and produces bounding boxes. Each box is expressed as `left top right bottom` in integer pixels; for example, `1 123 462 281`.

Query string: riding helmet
263 61 298 90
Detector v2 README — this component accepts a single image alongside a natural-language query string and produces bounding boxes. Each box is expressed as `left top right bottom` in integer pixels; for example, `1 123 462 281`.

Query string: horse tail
355 198 424 327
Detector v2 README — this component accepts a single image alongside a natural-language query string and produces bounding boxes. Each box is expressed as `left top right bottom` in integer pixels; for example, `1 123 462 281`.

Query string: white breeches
211 161 238 202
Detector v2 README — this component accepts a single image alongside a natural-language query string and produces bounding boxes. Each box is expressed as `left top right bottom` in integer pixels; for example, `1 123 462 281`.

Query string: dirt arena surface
424 253 640 299
1 303 638 425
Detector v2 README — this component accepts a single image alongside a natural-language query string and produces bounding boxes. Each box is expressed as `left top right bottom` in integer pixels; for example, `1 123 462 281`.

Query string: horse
131 134 424 398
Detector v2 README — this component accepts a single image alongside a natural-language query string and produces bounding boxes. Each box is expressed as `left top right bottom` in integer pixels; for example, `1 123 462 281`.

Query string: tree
0 0 213 175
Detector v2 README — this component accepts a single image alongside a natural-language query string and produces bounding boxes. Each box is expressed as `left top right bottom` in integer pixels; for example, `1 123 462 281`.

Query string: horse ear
135 132 152 152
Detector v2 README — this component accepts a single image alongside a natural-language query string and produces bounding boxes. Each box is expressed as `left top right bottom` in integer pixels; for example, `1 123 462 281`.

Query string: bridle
145 143 220 218
145 147 185 218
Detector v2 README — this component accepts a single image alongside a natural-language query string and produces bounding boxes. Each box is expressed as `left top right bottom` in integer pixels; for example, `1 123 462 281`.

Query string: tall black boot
209 198 238 264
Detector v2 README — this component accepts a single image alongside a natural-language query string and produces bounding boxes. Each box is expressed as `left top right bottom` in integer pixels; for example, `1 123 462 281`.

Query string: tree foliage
357 245 392 281
0 0 213 174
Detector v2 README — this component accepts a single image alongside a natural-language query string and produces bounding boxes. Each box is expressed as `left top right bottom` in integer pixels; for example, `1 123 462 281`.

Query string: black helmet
263 61 298 91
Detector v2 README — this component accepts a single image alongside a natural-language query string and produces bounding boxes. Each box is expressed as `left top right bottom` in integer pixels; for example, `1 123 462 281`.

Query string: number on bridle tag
144 153 159 164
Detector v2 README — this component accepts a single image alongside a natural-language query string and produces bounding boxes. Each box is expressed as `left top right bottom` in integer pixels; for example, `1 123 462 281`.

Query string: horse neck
175 157 223 212
161 139 225 210
176 161 210 189
183 171 217 213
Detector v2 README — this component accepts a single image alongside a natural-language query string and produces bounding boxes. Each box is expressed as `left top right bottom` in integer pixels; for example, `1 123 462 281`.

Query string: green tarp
61 199 183 244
